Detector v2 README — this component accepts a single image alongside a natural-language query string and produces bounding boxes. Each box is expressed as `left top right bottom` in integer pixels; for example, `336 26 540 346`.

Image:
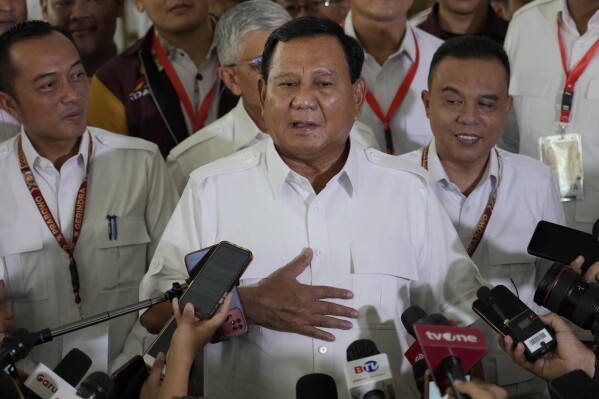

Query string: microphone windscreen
54 348 92 387
401 306 427 338
77 371 115 399
296 373 338 399
346 339 380 361
476 286 492 301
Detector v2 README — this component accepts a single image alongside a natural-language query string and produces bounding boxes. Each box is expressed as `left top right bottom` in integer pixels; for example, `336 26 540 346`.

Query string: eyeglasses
282 0 344 17
226 55 263 72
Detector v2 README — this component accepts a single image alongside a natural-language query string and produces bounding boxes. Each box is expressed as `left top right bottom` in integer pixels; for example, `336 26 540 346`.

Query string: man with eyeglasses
88 0 238 157
165 0 377 193
276 0 350 24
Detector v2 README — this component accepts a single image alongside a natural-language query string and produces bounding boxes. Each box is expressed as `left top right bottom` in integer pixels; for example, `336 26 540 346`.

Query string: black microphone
296 373 338 399
345 339 393 399
0 328 36 377
76 371 115 399
54 349 92 387
401 306 471 399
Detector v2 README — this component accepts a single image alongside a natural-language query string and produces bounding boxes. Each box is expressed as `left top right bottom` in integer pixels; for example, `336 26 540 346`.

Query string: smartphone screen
143 316 177 367
528 220 599 270
178 241 252 318
472 285 528 336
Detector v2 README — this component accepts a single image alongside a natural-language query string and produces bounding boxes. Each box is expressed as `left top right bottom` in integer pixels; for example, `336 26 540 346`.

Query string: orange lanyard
557 19 599 125
18 134 92 305
365 29 419 155
152 33 217 132
421 144 500 257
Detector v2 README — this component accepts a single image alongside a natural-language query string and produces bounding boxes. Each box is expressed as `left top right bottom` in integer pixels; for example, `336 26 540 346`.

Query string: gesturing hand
240 248 358 342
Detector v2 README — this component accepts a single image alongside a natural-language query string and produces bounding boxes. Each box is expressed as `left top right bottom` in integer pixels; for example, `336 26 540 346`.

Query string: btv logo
425 331 478 343
354 360 379 374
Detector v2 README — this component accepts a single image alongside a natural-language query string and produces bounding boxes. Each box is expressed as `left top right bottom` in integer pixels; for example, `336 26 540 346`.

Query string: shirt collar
265 137 359 199
20 128 90 171
559 0 599 35
344 10 418 63
425 138 499 191
231 100 267 151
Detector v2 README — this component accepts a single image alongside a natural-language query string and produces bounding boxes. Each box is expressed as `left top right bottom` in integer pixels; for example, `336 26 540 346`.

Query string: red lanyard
365 29 420 155
557 19 599 124
421 143 500 257
17 134 93 305
152 33 217 132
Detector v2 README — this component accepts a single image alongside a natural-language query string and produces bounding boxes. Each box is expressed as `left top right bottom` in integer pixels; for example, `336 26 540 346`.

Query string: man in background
275 0 350 24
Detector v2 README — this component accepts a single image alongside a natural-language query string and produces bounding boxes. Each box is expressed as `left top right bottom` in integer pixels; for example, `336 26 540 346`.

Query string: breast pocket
94 217 150 293
350 242 419 329
510 72 557 141
0 226 48 300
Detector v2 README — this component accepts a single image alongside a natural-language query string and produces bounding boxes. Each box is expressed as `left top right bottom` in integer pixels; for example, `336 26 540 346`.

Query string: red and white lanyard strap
17 134 93 305
557 19 599 125
421 143 500 257
365 29 420 155
152 33 217 132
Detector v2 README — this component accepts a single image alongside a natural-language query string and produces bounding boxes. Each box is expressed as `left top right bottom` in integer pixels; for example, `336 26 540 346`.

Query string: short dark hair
261 17 364 84
0 20 77 96
428 35 511 90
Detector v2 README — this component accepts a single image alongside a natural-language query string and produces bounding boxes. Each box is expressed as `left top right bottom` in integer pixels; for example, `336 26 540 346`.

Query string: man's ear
134 0 144 13
258 77 267 109
218 66 242 96
421 89 431 119
0 91 21 122
352 77 366 120
40 0 49 20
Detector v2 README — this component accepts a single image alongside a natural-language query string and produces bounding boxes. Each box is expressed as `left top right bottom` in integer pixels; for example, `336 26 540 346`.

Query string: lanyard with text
152 33 217 132
557 19 599 126
17 134 93 308
421 144 500 257
365 29 420 155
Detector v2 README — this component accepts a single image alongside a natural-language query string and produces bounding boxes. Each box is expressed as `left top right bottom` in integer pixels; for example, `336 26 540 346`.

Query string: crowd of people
0 0 598 398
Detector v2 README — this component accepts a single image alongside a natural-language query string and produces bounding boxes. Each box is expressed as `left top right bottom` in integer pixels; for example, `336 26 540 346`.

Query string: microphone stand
31 282 184 346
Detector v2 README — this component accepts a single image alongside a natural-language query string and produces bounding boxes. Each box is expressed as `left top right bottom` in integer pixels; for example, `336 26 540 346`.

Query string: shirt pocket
94 216 150 293
0 226 48 300
350 242 418 329
509 72 557 139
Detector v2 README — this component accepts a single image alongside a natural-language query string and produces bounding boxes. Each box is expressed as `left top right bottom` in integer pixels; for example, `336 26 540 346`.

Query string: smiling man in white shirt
401 35 565 396
140 17 485 399
0 21 178 373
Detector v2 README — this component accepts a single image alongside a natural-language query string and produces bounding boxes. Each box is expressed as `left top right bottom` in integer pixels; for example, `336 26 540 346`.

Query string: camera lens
534 263 599 330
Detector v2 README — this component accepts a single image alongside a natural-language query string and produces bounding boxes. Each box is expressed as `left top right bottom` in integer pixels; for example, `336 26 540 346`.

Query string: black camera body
473 285 557 361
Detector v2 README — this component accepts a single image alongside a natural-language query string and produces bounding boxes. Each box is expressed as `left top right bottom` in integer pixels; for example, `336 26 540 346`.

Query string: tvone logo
353 360 380 374
425 331 478 343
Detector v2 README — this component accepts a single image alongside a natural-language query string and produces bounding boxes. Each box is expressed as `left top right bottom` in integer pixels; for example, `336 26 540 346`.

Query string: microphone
0 328 36 378
53 349 92 387
296 373 338 399
344 339 394 399
50 371 115 399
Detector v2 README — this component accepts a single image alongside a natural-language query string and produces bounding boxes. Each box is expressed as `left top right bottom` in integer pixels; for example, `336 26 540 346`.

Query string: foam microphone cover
54 348 92 387
346 339 380 361
296 373 338 399
76 371 115 399
401 306 428 338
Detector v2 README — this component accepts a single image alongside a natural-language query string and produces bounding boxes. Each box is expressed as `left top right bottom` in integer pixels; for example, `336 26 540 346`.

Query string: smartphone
111 355 149 398
178 241 253 318
528 220 599 272
472 285 556 362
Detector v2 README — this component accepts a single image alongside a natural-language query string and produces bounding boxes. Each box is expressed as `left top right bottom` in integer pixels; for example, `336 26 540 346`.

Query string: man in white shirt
501 0 599 234
139 17 485 399
0 21 178 373
401 35 565 396
344 0 442 154
0 0 26 142
167 0 379 193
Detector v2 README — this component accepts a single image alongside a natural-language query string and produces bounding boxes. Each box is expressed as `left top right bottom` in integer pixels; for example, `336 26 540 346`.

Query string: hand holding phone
472 285 556 362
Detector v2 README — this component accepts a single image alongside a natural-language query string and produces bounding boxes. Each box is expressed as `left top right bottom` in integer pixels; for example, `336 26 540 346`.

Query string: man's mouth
455 134 480 143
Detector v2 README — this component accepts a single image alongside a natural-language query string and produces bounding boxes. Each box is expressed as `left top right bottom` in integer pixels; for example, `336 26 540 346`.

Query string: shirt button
318 346 327 354
294 176 302 183
244 154 254 162
316 249 323 257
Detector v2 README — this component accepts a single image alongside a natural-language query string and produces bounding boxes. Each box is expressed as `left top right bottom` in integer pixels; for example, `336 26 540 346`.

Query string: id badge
539 133 583 201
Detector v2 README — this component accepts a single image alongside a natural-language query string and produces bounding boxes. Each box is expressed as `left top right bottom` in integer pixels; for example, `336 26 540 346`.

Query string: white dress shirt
344 11 442 154
401 140 565 394
0 128 178 372
502 0 599 233
167 100 382 193
140 137 485 399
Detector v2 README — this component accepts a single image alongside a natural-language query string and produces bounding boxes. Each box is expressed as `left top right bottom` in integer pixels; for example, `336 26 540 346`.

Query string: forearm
141 301 173 334
158 356 194 399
